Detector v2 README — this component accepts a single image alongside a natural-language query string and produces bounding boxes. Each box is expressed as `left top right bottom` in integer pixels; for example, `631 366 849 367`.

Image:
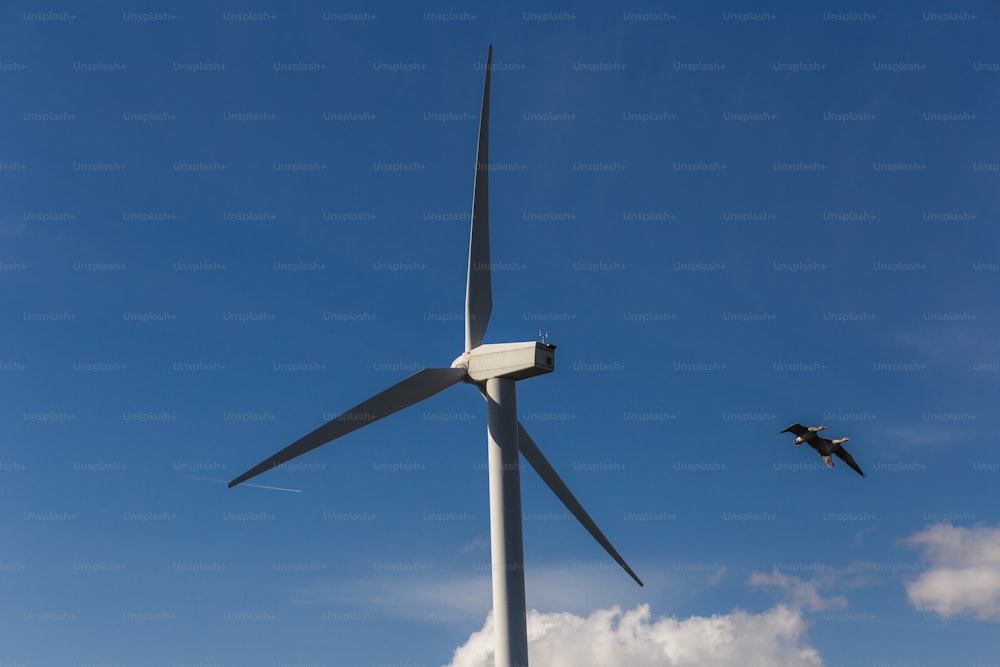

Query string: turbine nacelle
452 341 556 382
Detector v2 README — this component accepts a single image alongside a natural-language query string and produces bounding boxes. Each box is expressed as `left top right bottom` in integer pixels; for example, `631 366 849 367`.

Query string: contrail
187 475 302 493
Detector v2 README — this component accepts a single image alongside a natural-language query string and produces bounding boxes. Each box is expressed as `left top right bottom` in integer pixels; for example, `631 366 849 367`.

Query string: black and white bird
781 423 827 446
781 423 865 478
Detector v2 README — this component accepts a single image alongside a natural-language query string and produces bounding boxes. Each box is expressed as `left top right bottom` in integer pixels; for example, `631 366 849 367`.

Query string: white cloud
706 565 726 586
748 569 847 612
902 522 1000 622
444 604 825 667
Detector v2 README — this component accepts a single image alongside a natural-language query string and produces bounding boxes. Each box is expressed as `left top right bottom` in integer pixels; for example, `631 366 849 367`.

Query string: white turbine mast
228 44 642 667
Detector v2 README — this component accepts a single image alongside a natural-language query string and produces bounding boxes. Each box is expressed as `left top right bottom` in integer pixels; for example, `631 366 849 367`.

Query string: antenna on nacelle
538 329 549 344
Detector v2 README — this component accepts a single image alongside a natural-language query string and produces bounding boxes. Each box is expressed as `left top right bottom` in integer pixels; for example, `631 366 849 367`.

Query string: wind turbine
229 45 642 667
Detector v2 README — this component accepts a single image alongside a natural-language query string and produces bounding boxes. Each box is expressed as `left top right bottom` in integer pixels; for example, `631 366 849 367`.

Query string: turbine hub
450 352 471 371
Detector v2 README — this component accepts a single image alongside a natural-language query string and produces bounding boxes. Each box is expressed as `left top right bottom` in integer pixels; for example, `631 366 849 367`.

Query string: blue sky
3 1 999 665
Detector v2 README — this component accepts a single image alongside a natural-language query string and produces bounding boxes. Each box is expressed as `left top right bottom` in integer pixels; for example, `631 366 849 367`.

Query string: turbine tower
229 45 642 667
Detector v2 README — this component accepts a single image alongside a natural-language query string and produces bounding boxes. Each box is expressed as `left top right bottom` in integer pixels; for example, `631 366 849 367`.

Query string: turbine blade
465 44 493 352
229 368 467 488
517 423 644 587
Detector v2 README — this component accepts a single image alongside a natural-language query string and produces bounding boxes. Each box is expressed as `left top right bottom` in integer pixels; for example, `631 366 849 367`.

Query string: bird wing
807 436 828 454
833 444 865 478
781 423 807 435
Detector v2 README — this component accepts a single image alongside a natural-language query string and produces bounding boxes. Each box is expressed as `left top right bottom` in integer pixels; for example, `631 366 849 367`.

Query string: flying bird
781 424 865 477
781 423 827 445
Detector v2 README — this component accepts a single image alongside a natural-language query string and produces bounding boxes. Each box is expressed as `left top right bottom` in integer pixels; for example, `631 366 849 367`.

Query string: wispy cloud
0 219 26 237
706 565 726 586
863 423 962 460
458 537 490 555
291 573 491 626
893 327 999 370
879 425 958 448
748 569 847 612
292 565 658 625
